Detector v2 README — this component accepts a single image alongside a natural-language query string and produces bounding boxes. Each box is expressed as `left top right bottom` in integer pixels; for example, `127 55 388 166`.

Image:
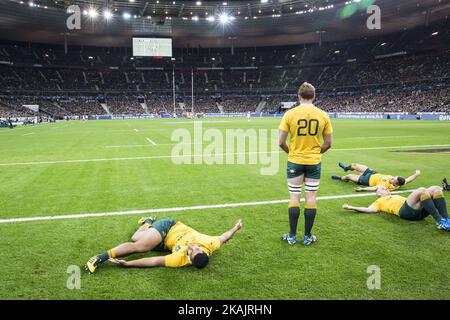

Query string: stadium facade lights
219 13 231 24
28 1 35 7
223 2 227 6
261 0 268 3
206 16 215 22
334 50 340 54
192 16 199 21
19 1 24 4
103 10 113 20
83 9 88 15
129 0 134 2
196 1 202 5
123 12 131 20
381 42 387 46
432 32 439 36
88 8 98 18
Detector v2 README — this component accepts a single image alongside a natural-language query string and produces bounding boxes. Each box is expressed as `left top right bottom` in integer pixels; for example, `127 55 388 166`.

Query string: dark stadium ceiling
0 0 449 47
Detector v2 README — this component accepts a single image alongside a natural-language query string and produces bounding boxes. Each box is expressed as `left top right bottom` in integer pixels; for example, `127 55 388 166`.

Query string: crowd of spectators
1 22 449 118
106 97 146 115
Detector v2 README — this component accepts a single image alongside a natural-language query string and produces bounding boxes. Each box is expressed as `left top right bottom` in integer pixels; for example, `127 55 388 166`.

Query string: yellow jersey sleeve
164 252 190 268
278 111 290 132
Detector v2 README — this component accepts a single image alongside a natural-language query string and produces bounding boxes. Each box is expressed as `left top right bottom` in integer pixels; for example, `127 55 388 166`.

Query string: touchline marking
340 135 418 140
146 138 157 146
1 144 449 167
332 144 450 151
21 132 35 136
103 142 204 148
0 190 413 224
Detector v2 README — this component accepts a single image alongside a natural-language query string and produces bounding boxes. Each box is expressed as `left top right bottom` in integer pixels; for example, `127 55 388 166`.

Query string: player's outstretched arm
342 204 378 213
355 186 378 192
218 219 242 245
320 134 333 154
108 256 165 268
405 170 421 184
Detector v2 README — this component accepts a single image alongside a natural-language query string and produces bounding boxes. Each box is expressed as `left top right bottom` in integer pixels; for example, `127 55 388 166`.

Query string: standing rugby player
278 82 333 245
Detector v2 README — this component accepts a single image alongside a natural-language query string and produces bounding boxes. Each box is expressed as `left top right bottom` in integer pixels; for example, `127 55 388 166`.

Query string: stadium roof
0 0 449 47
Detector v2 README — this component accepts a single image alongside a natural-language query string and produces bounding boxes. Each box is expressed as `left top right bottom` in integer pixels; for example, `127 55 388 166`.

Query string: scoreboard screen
132 38 172 57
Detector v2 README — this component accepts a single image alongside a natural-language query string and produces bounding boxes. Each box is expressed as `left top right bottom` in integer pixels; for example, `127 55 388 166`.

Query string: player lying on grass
332 162 420 191
86 217 242 273
342 186 450 230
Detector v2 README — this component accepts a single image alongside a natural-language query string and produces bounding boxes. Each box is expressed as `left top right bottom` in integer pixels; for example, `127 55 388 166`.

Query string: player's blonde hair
298 82 315 100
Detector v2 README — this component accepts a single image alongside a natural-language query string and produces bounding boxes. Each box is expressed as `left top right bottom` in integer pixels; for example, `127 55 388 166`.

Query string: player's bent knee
428 186 443 194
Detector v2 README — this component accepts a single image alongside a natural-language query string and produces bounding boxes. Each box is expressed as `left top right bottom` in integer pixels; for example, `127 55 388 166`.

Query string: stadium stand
0 22 449 118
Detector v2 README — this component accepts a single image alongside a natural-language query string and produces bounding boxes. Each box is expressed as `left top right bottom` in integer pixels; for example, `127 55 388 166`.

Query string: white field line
339 135 418 140
165 120 231 124
146 138 157 146
1 144 449 167
102 142 450 150
0 190 413 224
21 132 35 136
103 142 204 148
333 144 450 151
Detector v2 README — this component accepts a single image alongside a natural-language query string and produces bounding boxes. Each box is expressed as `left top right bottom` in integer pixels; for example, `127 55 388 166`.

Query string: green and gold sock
432 191 448 219
420 194 443 223
98 249 116 263
304 205 317 237
288 204 300 238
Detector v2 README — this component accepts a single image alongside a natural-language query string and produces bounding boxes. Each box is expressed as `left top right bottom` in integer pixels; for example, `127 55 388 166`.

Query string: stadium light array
123 12 131 20
219 13 230 24
103 9 113 20
88 8 98 19
206 16 216 22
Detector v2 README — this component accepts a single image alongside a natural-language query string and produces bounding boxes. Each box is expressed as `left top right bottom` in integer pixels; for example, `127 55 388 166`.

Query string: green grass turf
0 118 449 299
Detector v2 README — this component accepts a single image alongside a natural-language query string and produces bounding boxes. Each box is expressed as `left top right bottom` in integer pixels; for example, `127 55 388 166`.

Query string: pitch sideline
0 189 413 224
0 144 449 167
